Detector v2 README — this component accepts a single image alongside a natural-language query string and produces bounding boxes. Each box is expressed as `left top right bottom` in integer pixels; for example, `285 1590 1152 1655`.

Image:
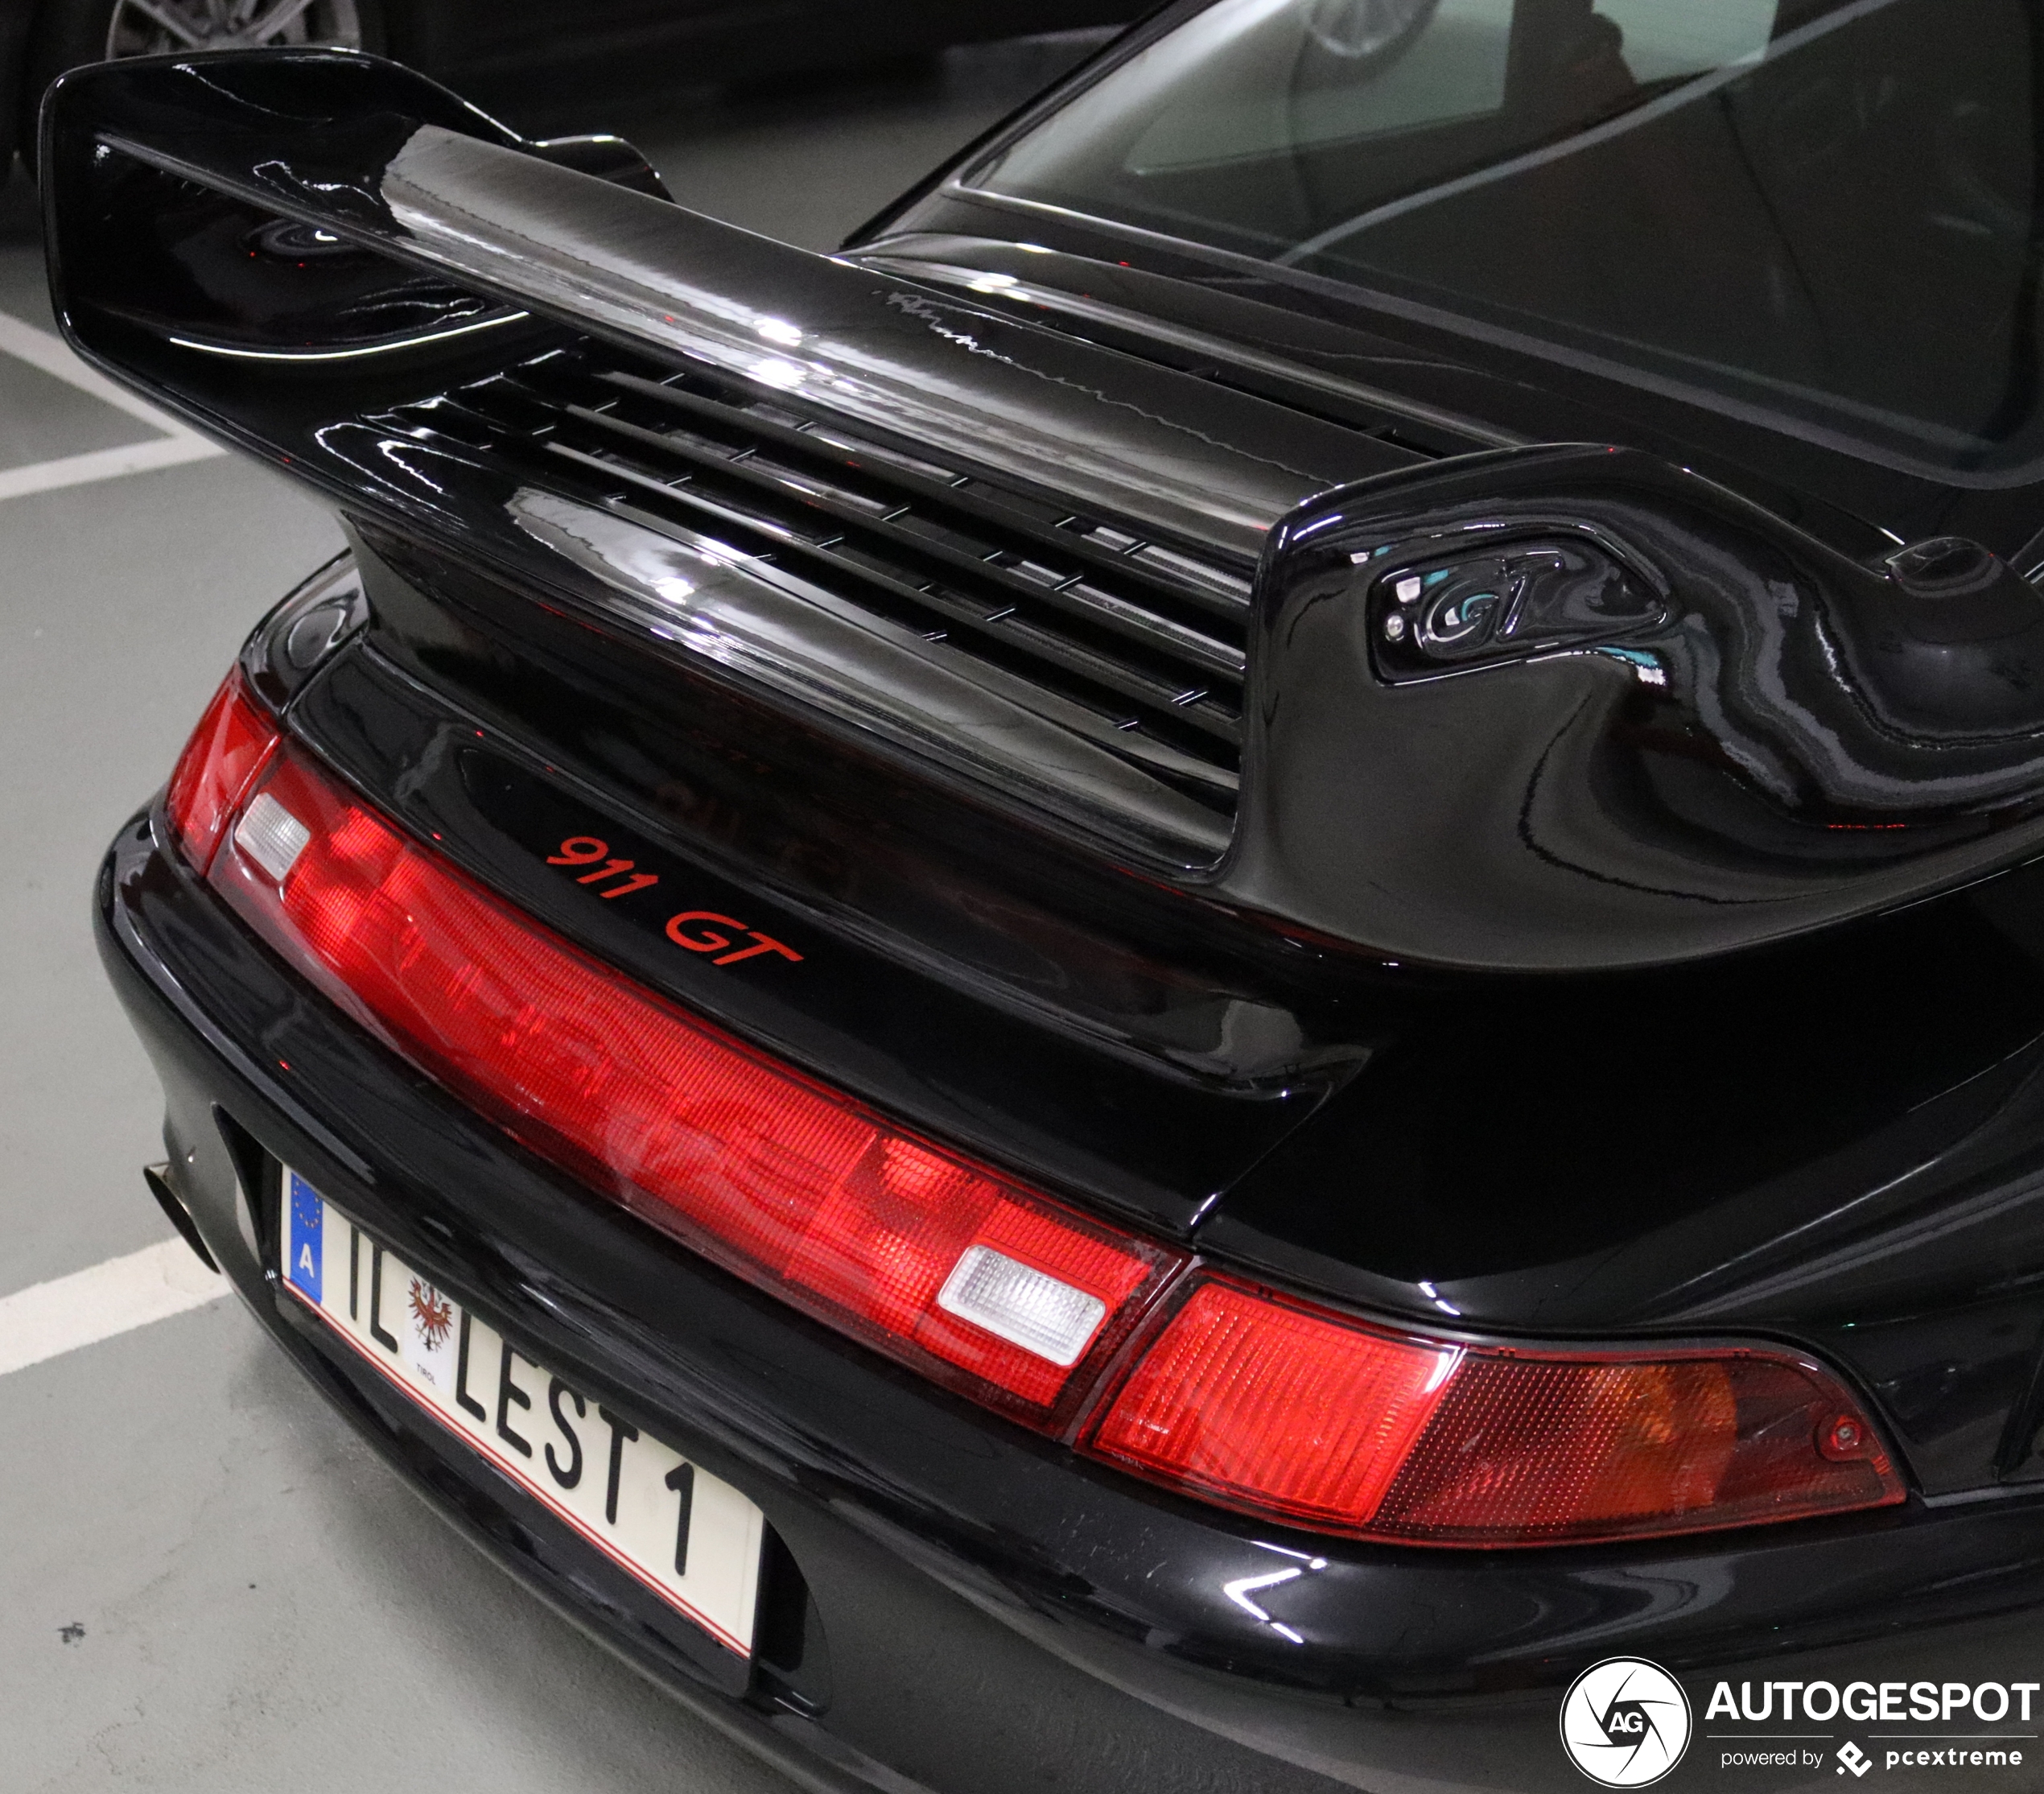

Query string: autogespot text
1707 1680 2039 1725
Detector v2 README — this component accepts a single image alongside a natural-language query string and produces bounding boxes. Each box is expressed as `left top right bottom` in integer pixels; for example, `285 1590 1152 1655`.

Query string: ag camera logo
1560 1657 1692 1786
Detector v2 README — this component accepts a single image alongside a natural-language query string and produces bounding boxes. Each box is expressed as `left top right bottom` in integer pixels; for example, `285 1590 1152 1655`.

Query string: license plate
278 1168 763 1656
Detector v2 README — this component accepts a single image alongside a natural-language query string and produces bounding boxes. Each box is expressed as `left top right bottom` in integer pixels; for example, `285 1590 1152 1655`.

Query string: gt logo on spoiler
547 835 803 970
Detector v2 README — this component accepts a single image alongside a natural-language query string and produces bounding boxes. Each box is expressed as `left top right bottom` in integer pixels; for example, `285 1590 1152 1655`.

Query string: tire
23 0 385 166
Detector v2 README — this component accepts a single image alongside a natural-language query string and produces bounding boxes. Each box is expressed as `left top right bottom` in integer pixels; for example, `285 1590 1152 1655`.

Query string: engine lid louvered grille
385 344 1255 823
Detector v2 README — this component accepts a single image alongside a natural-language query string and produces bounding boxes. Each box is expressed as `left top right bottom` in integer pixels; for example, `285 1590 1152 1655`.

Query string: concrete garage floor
0 37 1102 1791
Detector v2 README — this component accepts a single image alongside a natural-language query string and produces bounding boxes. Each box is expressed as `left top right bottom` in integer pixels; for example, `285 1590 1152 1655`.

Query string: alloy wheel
105 0 363 59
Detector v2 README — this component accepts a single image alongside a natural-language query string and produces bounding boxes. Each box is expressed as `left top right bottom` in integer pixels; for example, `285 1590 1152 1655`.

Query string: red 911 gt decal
547 835 802 970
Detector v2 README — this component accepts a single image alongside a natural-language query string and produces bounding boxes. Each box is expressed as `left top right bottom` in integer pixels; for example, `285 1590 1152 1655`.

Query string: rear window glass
972 0 2044 482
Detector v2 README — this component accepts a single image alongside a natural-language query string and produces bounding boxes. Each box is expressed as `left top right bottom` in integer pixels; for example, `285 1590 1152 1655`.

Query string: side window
1297 0 1518 139
1121 0 1517 175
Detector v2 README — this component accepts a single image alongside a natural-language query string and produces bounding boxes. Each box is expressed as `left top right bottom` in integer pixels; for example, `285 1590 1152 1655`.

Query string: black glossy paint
47 36 2044 1794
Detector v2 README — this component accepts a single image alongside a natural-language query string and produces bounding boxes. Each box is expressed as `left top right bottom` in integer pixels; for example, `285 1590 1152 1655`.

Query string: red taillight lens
1090 1275 1902 1544
163 672 280 871
1089 1281 1459 1528
209 747 1180 1421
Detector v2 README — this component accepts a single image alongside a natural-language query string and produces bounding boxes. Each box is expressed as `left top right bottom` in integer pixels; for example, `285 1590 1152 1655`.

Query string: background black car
1 0 1137 168
43 2 2044 1788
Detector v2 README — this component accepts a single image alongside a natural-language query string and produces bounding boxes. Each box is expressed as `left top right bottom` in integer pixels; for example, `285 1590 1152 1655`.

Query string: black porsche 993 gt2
50 2 2044 1788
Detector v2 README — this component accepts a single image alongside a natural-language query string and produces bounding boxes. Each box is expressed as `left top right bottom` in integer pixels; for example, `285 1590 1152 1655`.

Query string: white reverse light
937 1245 1106 1367
233 791 311 882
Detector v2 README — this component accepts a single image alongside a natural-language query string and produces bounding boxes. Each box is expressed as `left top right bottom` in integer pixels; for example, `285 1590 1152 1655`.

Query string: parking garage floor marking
0 1239 229 1378
0 310 224 502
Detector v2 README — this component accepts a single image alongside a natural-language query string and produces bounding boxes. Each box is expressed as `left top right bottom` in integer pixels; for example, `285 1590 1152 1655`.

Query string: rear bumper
97 806 2044 1794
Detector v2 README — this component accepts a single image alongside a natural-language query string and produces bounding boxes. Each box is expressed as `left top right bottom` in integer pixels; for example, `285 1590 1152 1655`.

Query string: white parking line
0 1239 231 1378
0 310 225 501
0 432 230 501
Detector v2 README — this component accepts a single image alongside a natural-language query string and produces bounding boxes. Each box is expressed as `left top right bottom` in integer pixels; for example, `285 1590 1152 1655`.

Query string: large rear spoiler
42 51 1341 559
44 51 2044 971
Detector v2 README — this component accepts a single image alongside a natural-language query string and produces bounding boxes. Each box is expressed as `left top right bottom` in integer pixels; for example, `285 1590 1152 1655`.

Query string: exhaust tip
143 1162 220 1273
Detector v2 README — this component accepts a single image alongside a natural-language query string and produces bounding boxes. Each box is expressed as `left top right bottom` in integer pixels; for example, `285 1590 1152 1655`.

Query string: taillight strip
200 741 1181 1426
163 695 1906 1544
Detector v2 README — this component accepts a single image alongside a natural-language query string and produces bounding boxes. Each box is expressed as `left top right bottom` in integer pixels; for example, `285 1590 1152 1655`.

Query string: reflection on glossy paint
1222 1543 1328 1647
1416 1279 1461 1318
167 310 530 361
1247 441 2044 971
750 356 806 391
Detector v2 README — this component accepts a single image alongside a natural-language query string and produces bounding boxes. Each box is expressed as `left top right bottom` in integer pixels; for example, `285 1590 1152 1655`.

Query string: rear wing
44 51 2044 972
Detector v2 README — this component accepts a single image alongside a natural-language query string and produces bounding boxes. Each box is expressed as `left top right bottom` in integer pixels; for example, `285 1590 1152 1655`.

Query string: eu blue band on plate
287 1169 323 1302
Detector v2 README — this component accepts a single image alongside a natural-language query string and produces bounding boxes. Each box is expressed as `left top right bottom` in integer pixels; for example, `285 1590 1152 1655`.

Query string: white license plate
278 1167 763 1656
